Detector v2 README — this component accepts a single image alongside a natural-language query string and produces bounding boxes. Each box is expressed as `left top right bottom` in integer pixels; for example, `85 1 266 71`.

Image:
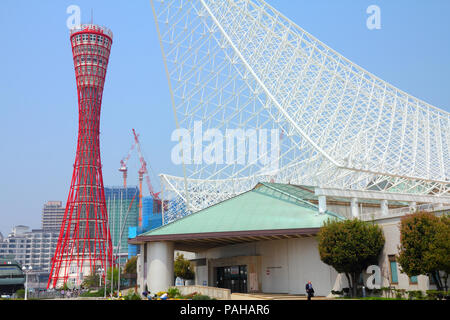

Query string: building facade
41 201 65 231
131 183 449 297
128 196 163 258
104 186 139 265
0 226 58 273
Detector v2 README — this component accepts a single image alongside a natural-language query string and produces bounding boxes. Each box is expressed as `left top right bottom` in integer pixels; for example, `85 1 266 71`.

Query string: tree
174 253 195 280
123 256 137 275
318 218 385 297
81 273 100 289
397 212 450 291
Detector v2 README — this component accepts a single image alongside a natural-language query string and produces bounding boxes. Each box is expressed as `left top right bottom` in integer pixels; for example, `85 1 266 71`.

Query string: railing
360 203 450 221
169 285 231 300
70 24 113 39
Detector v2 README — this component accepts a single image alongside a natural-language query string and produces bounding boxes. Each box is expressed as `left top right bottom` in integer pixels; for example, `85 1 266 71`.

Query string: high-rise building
127 196 163 257
41 201 65 231
0 226 58 273
104 186 139 266
48 24 113 289
142 197 163 231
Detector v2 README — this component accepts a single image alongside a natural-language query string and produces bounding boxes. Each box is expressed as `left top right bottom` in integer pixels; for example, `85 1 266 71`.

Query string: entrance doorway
216 265 247 293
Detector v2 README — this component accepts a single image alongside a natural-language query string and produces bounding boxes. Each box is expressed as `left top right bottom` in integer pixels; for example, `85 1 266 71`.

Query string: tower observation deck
48 24 113 288
149 0 450 223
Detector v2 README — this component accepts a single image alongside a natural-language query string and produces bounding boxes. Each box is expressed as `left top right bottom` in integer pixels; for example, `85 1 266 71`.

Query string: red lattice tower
48 24 114 289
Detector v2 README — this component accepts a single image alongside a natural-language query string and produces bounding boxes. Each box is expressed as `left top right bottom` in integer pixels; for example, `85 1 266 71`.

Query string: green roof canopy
131 183 345 247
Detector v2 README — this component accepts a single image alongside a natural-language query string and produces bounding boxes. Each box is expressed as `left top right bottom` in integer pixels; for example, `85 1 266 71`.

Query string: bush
331 290 343 296
80 287 110 297
367 288 382 297
407 290 424 300
426 290 447 300
15 289 25 299
394 289 406 299
124 290 141 300
168 287 181 298
192 294 212 300
381 287 394 298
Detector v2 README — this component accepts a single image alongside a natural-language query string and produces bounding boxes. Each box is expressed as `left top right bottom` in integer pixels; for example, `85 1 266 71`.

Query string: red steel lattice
48 25 114 288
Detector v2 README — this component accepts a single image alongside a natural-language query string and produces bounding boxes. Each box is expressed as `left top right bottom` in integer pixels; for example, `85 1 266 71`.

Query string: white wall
200 237 338 296
286 237 337 296
377 218 438 292
260 240 289 293
195 265 208 286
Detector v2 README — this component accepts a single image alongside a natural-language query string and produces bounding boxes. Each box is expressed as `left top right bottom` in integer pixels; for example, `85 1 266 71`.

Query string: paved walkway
231 293 332 300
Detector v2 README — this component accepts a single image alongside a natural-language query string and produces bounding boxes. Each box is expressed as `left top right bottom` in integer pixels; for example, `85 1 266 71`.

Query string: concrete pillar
136 252 143 292
146 241 174 294
318 195 327 214
380 200 389 217
351 198 359 218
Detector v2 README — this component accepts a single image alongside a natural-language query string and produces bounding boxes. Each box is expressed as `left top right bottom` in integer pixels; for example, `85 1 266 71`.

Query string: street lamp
22 265 32 300
98 267 104 287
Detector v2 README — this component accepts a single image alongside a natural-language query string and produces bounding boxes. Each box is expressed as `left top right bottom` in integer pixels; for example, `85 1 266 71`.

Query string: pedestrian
305 281 314 300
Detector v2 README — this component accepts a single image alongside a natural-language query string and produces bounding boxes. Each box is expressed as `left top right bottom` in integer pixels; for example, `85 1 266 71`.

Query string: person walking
305 281 314 300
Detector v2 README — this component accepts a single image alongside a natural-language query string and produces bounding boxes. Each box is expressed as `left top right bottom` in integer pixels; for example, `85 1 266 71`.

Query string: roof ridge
260 183 346 220
137 188 256 236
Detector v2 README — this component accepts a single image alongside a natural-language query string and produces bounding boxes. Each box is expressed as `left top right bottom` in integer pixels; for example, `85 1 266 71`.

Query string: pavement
230 293 332 300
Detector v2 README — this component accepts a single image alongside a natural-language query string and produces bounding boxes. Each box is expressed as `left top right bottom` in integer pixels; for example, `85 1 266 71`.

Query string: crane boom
132 129 160 200
119 136 138 188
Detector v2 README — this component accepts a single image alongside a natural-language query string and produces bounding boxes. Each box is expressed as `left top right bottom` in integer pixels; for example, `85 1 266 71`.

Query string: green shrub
192 294 212 300
168 287 181 298
381 287 394 298
124 290 141 300
15 289 25 299
407 290 424 300
80 287 110 297
331 290 343 296
394 289 406 299
426 290 446 300
366 288 382 297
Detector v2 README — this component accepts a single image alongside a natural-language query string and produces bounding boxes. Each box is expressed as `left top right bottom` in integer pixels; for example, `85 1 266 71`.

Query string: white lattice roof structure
149 0 450 223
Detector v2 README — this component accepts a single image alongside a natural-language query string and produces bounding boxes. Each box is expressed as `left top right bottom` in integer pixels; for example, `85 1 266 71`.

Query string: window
410 276 418 284
388 255 398 284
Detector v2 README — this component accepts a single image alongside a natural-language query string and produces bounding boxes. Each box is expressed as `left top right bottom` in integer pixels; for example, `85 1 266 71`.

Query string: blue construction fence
128 197 164 257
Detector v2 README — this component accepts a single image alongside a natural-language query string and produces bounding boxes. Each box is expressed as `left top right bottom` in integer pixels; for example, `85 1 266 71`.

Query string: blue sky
0 0 449 235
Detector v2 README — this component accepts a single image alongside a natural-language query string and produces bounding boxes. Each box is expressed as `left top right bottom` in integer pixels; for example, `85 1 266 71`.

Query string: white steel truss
150 0 450 223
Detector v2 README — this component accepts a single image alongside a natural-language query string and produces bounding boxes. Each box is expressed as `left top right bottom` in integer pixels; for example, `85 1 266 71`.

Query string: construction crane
119 136 138 188
132 128 161 227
